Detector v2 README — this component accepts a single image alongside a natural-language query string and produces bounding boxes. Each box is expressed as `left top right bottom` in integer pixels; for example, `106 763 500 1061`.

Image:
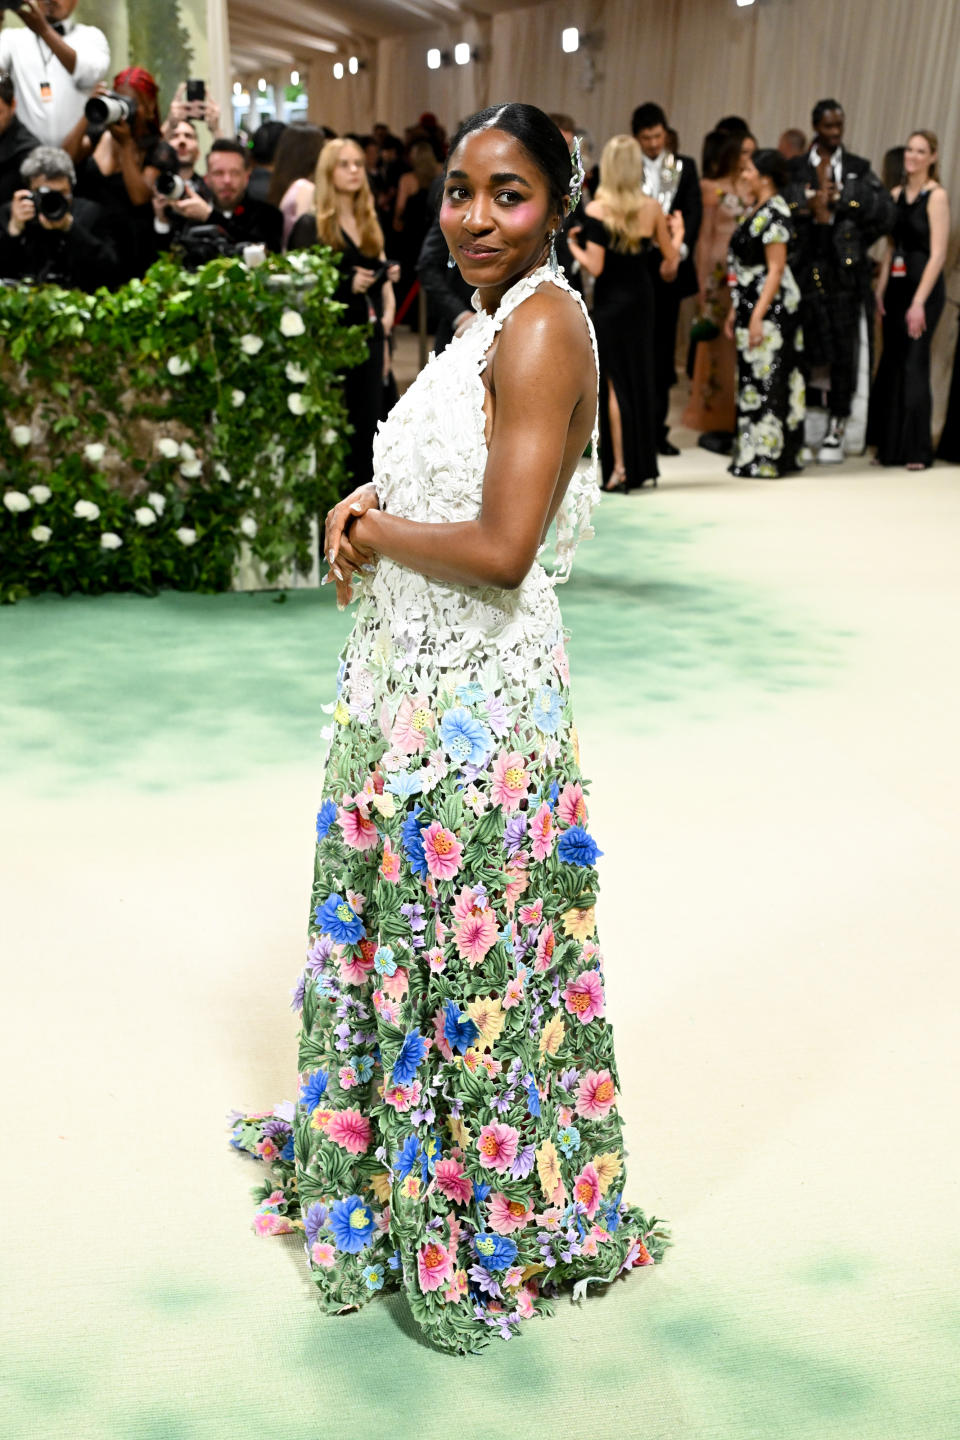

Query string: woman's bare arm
343 289 590 591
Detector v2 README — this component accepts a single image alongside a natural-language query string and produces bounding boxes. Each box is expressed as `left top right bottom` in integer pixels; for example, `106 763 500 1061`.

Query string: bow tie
50 21 66 35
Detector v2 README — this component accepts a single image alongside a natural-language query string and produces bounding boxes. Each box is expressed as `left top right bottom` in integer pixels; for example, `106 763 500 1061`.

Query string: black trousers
649 264 683 444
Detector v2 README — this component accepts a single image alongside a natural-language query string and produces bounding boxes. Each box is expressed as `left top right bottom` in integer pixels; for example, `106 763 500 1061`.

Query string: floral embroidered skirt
231 605 669 1355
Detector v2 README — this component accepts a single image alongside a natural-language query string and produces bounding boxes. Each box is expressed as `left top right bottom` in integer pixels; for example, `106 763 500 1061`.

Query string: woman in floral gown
231 103 668 1356
725 149 806 478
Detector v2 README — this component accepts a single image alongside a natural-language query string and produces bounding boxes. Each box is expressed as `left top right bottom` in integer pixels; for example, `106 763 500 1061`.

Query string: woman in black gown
869 130 949 469
567 135 677 491
289 137 397 492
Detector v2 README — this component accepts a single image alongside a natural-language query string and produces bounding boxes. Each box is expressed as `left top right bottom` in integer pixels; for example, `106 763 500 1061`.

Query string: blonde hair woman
289 137 400 491
869 130 949 469
567 134 678 489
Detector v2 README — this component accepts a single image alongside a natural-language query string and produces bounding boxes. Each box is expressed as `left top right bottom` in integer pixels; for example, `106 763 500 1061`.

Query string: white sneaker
817 418 846 464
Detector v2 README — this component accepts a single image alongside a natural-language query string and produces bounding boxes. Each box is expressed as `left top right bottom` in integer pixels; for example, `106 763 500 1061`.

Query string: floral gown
728 194 806 477
230 264 669 1355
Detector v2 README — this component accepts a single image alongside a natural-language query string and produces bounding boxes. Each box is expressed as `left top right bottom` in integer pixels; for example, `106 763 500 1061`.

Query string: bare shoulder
928 183 948 206
494 285 593 394
584 198 606 220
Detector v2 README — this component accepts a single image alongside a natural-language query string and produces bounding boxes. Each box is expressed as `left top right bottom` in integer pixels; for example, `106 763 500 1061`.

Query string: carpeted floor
3 441 958 1440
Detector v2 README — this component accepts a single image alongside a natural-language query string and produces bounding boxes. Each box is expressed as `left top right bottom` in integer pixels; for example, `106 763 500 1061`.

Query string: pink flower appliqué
504 860 528 914
338 948 375 988
575 1068 616 1120
490 751 530 812
379 835 401 883
433 1157 472 1206
453 887 499 967
563 968 605 1024
327 1108 372 1155
502 974 525 1008
487 1192 534 1234
557 781 587 828
391 694 434 754
253 1209 294 1236
422 821 463 880
518 899 544 928
529 802 556 862
311 1241 336 1268
572 1162 601 1219
535 923 556 971
477 1121 520 1173
338 804 379 852
417 1240 454 1293
383 1080 421 1112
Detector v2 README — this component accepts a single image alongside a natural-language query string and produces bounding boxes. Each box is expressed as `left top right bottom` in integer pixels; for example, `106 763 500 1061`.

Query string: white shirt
808 143 844 188
0 16 111 147
641 151 664 200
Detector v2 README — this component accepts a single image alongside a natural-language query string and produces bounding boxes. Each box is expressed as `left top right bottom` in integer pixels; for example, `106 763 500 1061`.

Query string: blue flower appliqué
299 1069 329 1113
556 825 603 867
472 1232 519 1271
444 1000 479 1054
400 805 428 879
315 893 364 944
315 799 338 840
329 1195 375 1253
392 1028 428 1085
439 705 492 768
532 684 563 734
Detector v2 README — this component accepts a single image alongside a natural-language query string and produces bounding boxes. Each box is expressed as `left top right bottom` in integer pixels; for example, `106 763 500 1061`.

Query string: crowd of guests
0 1 956 484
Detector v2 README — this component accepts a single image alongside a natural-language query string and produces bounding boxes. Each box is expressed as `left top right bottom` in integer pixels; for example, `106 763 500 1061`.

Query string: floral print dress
230 264 669 1355
728 194 806 477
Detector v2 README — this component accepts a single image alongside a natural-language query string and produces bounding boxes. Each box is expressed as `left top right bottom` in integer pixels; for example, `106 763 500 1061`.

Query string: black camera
173 224 244 270
156 170 187 201
35 186 70 222
85 91 138 128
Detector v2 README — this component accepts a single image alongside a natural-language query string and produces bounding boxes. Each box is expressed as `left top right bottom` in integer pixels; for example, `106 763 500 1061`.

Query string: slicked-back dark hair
812 98 843 128
446 102 572 220
753 148 789 191
631 102 667 135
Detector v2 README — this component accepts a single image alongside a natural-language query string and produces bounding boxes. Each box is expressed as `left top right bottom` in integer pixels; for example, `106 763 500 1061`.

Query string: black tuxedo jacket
785 148 894 279
0 195 119 291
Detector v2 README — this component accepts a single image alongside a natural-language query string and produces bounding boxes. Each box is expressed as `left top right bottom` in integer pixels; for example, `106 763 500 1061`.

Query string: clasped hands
322 483 380 605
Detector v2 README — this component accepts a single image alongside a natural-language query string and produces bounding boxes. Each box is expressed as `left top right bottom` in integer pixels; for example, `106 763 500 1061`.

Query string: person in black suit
783 99 894 462
0 73 40 208
416 172 474 354
632 102 702 455
160 137 282 254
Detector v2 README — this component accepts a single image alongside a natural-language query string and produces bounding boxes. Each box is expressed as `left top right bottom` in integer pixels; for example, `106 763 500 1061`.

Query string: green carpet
3 454 957 1439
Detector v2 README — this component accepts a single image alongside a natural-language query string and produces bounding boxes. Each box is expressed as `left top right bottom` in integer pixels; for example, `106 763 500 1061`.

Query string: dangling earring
548 231 559 274
447 252 457 269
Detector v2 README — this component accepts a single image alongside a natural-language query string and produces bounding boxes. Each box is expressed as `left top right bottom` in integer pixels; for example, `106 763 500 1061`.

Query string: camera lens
84 93 135 128
156 171 187 201
36 187 70 222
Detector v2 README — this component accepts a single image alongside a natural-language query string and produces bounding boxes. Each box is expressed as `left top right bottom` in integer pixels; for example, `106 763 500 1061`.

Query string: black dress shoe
658 440 680 456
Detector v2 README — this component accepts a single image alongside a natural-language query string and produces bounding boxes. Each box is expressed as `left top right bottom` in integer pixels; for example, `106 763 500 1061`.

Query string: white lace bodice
352 265 600 687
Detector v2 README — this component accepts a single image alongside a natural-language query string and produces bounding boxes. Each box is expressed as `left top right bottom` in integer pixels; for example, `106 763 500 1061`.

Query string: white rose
179 441 196 462
73 499 100 521
167 355 191 376
231 389 246 407
147 491 166 515
31 524 51 542
239 516 258 538
134 505 157 526
157 437 180 459
100 532 123 550
214 463 231 484
28 484 51 504
175 526 197 546
285 362 308 385
239 334 264 356
287 392 307 416
3 490 31 513
280 309 306 338
83 442 106 464
11 426 32 447
180 460 202 479
322 428 338 446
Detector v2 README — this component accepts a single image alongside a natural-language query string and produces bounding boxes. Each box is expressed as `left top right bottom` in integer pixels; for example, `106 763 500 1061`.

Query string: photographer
161 80 221 144
0 0 109 147
158 137 282 254
0 142 117 289
64 65 166 281
0 69 39 205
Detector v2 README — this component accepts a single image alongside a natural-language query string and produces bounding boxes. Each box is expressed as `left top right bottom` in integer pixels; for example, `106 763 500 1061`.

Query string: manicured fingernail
350 501 363 511
328 549 336 564
320 573 330 585
333 566 344 581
